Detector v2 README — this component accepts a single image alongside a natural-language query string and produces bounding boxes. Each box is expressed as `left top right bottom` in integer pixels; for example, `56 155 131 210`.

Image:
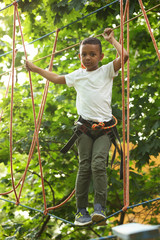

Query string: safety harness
60 116 123 179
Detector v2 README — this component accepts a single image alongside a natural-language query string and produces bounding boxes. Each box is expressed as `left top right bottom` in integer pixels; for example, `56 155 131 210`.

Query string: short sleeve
102 61 119 79
65 69 80 87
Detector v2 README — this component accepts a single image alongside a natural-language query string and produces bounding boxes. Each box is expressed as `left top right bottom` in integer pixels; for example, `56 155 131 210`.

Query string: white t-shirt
65 61 118 122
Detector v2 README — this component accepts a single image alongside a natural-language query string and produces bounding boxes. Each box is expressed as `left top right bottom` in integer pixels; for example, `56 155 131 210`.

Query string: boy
26 28 129 226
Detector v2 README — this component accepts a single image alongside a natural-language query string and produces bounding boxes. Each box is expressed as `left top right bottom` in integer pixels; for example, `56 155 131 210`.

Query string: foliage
0 0 160 239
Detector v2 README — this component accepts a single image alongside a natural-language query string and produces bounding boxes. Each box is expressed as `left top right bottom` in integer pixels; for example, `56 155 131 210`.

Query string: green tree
0 0 160 239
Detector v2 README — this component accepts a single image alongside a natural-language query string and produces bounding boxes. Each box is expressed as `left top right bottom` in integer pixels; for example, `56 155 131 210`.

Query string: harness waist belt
60 116 123 179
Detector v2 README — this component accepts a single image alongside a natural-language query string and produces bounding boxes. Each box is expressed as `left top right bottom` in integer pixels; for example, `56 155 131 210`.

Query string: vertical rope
123 0 129 21
138 0 160 61
120 0 130 212
10 1 19 204
126 0 130 208
120 0 126 207
116 0 129 58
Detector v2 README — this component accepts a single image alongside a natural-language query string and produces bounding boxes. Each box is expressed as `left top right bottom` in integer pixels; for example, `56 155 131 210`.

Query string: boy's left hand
102 28 114 44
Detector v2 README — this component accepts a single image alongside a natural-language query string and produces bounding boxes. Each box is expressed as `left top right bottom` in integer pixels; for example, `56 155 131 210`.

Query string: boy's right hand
25 61 37 72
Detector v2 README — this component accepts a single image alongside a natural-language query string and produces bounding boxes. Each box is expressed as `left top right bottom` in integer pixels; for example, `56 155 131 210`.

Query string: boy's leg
76 133 93 209
91 133 111 225
91 133 111 208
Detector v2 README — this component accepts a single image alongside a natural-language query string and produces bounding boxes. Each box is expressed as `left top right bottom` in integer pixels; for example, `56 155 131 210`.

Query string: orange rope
0 174 24 196
123 0 129 21
121 0 130 213
46 189 75 212
138 0 160 61
126 0 130 209
9 1 19 204
120 0 126 208
119 0 130 212
91 115 118 130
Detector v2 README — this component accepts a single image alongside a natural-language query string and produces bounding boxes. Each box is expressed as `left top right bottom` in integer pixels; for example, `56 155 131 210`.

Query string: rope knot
92 122 105 130
13 1 18 6
15 201 19 206
122 205 128 212
44 209 48 215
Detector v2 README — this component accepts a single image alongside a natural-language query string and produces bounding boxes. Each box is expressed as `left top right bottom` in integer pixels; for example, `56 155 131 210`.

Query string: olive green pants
75 130 111 209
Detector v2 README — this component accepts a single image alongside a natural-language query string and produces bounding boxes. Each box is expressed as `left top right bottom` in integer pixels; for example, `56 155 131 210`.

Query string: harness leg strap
60 129 82 154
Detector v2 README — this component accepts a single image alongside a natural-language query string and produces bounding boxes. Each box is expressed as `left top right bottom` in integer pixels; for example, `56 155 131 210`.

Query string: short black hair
80 37 102 53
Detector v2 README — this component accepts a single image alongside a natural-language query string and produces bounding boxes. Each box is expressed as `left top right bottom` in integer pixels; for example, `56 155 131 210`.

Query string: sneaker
74 208 92 226
91 203 107 226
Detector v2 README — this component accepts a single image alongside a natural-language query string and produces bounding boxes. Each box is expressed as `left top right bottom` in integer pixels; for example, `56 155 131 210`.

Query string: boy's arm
102 28 129 73
25 61 66 84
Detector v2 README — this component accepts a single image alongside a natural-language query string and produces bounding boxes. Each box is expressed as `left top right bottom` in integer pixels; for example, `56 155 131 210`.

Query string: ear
100 53 104 61
79 54 85 69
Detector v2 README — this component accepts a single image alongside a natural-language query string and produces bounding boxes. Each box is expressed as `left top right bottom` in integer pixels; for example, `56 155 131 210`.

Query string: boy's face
79 44 104 71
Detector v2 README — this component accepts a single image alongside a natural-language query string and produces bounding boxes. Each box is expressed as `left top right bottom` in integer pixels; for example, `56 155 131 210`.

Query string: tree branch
35 215 50 238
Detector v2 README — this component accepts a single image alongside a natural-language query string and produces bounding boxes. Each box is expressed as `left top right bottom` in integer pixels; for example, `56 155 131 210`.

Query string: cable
0 197 74 226
0 196 159 226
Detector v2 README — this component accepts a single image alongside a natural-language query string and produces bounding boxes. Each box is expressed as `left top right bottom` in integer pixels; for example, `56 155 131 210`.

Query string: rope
0 3 159 78
120 0 126 209
121 0 130 212
118 0 130 213
9 1 19 205
138 0 160 61
0 0 119 58
46 189 75 211
126 0 130 210
91 115 118 130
